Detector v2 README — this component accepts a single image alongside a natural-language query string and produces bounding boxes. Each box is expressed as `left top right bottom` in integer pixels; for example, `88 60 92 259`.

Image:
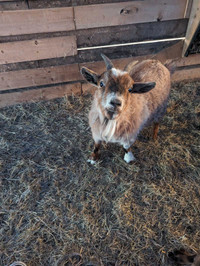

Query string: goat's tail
164 59 178 75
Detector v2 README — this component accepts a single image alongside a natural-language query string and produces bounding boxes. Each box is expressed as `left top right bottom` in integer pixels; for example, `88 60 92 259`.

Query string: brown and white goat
81 54 171 164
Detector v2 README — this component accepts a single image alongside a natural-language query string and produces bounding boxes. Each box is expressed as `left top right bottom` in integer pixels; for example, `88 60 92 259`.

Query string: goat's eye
100 81 105 88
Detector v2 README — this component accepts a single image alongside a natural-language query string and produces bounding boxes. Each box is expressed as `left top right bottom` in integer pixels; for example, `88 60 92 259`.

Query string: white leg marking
124 151 135 163
87 159 96 165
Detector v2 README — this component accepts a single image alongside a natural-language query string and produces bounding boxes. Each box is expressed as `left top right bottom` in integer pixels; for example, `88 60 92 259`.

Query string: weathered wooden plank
0 64 81 91
0 56 77 73
0 83 81 108
0 1 28 10
74 0 188 30
167 53 200 68
0 36 77 64
182 0 200 56
172 67 200 82
0 7 75 36
184 0 193 18
77 19 188 48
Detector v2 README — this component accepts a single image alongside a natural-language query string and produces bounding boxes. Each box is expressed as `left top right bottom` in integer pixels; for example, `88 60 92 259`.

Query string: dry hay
0 81 200 266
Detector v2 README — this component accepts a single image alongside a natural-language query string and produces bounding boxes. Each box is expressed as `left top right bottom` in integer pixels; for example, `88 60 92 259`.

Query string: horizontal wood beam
0 7 75 36
74 0 188 30
0 36 77 64
0 83 81 108
0 64 81 91
172 67 200 82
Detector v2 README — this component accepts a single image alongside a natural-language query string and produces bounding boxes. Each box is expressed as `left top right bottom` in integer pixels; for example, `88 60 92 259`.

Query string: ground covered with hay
0 81 200 266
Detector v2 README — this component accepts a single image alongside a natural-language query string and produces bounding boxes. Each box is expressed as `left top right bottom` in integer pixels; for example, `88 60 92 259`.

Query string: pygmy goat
81 54 171 164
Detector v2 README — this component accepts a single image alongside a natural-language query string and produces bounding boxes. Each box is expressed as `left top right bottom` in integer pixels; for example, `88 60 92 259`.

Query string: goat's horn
101 54 114 70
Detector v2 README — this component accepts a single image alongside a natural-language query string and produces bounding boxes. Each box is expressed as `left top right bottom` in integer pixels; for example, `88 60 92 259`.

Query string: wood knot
157 13 163 22
120 7 138 15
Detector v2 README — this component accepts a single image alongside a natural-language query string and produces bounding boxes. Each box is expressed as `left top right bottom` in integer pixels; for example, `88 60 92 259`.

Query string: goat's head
81 54 156 120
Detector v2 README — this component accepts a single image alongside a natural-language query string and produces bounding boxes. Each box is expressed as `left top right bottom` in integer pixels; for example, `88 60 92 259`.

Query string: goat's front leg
123 144 135 163
88 142 101 165
153 122 159 141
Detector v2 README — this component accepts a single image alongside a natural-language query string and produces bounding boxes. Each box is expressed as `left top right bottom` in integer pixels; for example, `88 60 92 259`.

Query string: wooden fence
0 0 200 108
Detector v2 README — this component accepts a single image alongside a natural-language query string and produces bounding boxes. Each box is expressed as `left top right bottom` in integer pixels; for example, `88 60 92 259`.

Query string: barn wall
0 0 199 108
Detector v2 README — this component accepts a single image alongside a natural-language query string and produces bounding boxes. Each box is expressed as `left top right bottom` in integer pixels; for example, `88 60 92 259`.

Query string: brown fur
91 143 101 160
82 57 171 162
153 122 159 140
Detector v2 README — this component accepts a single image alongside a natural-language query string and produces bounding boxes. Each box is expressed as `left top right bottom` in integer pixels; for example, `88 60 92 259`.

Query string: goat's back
126 59 170 88
126 60 171 124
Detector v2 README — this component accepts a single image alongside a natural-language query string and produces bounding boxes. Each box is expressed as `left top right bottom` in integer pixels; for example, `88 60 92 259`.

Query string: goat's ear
81 67 99 87
128 82 156 94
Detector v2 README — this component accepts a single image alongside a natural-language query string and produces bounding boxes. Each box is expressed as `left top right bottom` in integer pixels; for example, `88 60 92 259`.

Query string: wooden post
182 0 200 56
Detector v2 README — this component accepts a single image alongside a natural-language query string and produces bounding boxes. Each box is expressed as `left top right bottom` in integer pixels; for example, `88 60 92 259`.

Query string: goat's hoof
87 159 97 165
124 151 135 163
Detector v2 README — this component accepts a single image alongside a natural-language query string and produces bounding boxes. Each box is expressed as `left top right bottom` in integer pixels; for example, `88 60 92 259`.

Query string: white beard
101 119 117 142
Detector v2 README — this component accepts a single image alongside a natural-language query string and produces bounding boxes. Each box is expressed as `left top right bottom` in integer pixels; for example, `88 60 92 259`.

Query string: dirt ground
0 81 200 266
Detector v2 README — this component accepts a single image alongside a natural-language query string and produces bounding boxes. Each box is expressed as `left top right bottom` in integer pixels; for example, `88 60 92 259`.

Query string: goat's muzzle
105 107 119 120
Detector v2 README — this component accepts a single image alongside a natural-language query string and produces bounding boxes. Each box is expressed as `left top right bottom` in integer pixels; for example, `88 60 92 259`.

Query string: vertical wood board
182 0 200 55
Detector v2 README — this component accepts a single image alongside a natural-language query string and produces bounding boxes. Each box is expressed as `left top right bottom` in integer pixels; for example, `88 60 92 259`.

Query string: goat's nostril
110 100 121 107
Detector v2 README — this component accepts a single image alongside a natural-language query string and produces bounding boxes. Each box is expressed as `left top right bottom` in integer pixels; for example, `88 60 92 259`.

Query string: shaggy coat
81 55 171 163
